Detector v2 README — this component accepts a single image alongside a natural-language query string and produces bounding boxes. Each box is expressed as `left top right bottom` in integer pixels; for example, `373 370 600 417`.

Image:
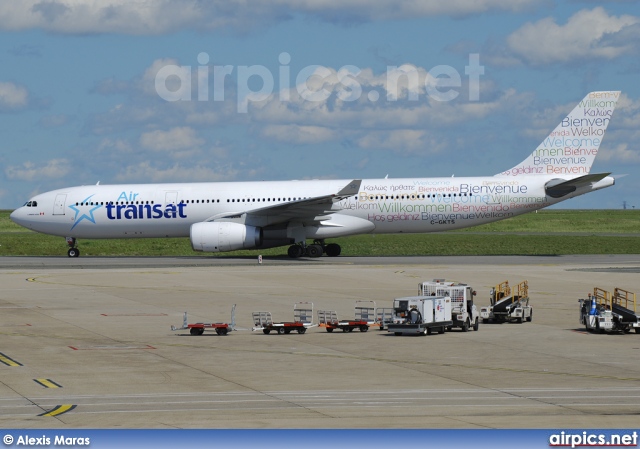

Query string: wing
205 179 361 227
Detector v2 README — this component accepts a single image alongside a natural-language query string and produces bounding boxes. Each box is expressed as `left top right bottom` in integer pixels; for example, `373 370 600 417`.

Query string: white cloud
506 8 640 65
0 0 543 35
5 159 71 181
113 161 242 183
0 81 29 110
261 125 336 144
140 127 204 152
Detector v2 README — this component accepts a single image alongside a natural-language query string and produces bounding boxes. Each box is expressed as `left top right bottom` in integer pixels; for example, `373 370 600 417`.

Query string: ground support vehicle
481 280 532 323
579 287 640 334
252 302 316 335
376 308 394 330
419 279 479 332
387 296 452 336
171 304 236 335
317 301 376 332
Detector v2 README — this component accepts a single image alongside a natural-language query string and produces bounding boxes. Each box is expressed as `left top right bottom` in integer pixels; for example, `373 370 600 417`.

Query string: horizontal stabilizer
545 173 611 198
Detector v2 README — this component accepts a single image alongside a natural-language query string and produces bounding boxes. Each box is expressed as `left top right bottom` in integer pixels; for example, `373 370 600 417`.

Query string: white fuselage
9 174 611 240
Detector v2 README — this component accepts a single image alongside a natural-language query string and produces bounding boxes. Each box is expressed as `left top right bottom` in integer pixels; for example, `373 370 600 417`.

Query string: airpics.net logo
154 52 484 113
549 431 638 448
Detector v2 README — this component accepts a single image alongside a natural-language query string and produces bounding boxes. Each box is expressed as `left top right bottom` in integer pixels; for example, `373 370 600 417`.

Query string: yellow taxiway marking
34 379 63 389
0 352 22 367
39 404 76 417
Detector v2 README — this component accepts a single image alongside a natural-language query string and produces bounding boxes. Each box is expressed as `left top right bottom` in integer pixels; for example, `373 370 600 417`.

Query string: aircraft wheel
325 243 341 257
68 248 80 258
287 245 303 258
307 244 323 258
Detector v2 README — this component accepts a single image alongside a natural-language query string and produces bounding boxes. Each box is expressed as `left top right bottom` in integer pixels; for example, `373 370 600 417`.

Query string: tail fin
498 91 620 177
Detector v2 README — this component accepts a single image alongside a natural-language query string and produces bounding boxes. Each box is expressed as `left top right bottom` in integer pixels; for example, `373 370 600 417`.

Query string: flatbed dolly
252 302 316 335
318 301 376 332
171 305 236 336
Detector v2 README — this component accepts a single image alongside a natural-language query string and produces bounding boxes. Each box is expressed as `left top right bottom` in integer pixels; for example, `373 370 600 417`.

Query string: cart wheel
421 329 428 336
326 328 333 333
517 317 523 324
427 328 432 335
636 328 640 334
526 310 533 322
190 328 199 336
298 328 306 334
473 318 479 331
347 327 353 332
438 327 445 334
462 319 469 332
394 332 402 336
263 329 270 334
215 328 222 335
284 329 291 334
342 327 349 333
359 326 368 332
278 327 286 335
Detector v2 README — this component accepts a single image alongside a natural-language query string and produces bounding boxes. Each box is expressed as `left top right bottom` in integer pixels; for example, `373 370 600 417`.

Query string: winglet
335 180 361 199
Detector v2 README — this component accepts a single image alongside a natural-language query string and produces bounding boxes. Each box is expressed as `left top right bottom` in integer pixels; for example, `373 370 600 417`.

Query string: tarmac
1 255 640 429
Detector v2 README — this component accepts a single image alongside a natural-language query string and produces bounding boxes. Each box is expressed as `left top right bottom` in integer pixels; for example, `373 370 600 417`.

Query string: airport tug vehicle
252 302 316 334
579 287 640 334
481 280 532 323
387 295 453 336
419 279 479 332
171 304 236 335
318 301 376 332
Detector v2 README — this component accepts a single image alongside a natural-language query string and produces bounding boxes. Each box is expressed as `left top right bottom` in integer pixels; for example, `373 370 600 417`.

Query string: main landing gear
287 240 341 259
66 237 80 258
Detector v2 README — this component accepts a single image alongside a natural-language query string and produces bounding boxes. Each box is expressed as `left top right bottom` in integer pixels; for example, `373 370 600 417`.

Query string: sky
0 0 639 210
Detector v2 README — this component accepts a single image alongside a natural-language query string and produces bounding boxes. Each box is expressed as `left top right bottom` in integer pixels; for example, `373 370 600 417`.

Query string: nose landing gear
66 237 80 257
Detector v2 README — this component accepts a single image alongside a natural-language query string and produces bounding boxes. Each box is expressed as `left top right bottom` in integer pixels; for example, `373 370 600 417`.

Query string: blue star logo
69 194 103 231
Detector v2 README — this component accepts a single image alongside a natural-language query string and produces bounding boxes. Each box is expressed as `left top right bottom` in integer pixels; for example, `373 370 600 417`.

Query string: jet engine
190 222 262 252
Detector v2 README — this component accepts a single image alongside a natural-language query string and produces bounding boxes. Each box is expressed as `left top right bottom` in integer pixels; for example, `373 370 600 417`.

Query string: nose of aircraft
10 207 25 227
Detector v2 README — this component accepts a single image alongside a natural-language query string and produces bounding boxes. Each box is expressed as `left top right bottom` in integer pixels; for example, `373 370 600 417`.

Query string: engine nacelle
190 222 262 252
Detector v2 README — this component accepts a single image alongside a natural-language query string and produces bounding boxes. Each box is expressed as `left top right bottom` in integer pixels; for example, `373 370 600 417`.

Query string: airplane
10 91 620 258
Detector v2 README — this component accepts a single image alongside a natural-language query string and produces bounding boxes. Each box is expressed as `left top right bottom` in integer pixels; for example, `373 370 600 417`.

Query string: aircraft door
165 191 178 205
53 194 67 215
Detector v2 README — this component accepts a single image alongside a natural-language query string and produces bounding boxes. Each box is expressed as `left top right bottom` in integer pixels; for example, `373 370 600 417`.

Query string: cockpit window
24 201 37 207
